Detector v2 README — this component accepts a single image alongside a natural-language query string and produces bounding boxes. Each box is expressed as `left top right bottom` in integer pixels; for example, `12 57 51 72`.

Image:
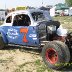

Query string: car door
6 14 39 46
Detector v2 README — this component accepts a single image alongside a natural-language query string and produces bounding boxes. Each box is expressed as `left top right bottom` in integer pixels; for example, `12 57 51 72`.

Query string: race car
0 9 72 70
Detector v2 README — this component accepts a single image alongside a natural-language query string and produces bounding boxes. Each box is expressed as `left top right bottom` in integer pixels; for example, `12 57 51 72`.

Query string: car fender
0 30 8 43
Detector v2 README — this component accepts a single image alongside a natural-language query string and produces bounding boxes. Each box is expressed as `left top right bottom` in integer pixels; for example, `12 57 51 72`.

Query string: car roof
7 9 43 16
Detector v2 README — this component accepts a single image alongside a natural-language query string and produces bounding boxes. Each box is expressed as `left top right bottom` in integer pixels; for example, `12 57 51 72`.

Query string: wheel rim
45 48 58 64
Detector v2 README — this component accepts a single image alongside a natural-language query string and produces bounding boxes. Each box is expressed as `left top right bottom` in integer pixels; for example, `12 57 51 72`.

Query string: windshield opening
31 11 52 22
31 12 47 21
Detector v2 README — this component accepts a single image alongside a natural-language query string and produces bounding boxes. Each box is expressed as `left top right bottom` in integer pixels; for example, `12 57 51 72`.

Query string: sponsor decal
29 34 37 40
20 28 28 43
29 34 37 37
33 38 37 40
7 28 18 39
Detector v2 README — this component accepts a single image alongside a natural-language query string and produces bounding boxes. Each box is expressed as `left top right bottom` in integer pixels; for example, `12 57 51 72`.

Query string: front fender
0 30 8 43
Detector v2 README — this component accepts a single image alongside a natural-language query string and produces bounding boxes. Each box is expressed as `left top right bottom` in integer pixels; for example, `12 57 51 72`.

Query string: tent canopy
55 3 69 10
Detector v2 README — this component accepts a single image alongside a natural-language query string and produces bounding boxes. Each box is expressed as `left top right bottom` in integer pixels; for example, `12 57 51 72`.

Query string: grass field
53 16 72 32
0 16 72 72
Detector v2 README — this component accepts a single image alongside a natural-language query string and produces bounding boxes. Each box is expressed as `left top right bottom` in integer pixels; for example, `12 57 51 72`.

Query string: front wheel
0 34 5 49
42 41 70 69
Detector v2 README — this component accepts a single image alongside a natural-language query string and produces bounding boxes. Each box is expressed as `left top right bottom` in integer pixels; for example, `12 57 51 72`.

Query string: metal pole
42 0 43 6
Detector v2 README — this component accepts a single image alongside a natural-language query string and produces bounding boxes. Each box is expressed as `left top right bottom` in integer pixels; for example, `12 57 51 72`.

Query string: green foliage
65 0 72 6
35 59 53 72
35 59 41 66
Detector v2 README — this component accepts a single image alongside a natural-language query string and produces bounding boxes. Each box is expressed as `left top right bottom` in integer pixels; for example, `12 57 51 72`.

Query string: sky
1 0 65 9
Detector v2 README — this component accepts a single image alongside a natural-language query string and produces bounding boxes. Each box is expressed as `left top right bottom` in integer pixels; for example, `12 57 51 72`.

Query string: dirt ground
0 46 72 72
0 47 42 72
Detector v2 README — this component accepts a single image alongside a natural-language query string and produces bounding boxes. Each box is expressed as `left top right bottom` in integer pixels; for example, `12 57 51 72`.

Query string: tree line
65 0 72 7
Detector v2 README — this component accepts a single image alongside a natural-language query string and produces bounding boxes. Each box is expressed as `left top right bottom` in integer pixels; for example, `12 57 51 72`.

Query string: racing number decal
20 28 28 42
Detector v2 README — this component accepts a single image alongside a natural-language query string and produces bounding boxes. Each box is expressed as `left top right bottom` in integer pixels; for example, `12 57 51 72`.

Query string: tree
65 0 72 7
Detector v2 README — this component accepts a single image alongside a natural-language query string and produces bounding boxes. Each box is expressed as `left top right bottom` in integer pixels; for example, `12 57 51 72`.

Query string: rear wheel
45 48 58 64
42 41 70 69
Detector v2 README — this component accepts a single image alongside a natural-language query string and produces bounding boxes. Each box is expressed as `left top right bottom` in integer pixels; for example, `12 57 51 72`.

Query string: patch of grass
36 64 53 72
12 49 17 52
14 62 34 72
53 16 72 32
18 62 33 68
14 60 53 72
35 59 53 72
6 57 14 61
35 59 41 66
0 57 13 63
15 69 31 72
0 59 8 63
7 49 17 53
53 16 72 23
14 69 21 72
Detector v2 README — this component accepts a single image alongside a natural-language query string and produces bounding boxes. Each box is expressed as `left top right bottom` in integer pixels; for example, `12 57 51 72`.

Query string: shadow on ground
2 46 42 54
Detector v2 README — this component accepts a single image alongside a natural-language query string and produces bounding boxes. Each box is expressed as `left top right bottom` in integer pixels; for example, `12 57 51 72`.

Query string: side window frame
6 15 12 23
13 14 31 26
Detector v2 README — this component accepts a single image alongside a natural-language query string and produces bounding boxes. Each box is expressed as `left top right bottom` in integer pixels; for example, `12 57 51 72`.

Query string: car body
0 9 55 47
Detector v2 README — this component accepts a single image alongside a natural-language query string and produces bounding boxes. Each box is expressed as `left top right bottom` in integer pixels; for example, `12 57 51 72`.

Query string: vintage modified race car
0 9 72 70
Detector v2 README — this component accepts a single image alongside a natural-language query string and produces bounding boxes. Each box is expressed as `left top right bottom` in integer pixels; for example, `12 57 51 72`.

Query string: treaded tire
42 41 70 70
0 34 5 49
53 41 70 63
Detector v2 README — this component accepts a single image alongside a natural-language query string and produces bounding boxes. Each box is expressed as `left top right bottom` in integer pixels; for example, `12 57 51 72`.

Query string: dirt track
0 46 62 72
0 47 43 72
0 46 72 72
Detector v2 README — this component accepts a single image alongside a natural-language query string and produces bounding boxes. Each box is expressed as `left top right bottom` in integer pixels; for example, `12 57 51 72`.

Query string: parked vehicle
69 9 72 16
64 9 69 16
0 9 72 70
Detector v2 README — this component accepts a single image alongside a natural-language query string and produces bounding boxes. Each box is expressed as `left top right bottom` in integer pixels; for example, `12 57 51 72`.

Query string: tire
42 41 70 70
54 41 70 62
0 34 5 49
